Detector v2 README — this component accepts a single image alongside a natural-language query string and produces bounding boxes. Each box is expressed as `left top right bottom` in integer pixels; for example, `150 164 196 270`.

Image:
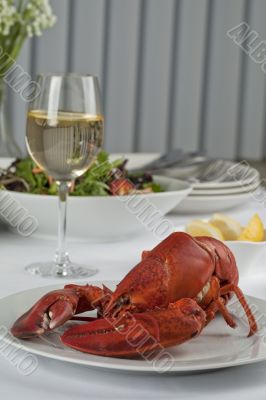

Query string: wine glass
25 73 104 278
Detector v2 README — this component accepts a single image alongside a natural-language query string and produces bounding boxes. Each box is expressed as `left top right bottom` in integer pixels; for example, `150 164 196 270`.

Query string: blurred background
6 0 266 161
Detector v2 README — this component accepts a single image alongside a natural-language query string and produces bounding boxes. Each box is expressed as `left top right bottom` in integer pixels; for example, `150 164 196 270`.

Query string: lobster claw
11 285 107 339
61 298 206 357
11 289 82 338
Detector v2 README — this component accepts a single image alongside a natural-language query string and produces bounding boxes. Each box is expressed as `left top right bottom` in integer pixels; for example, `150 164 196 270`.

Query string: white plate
191 180 260 195
192 166 260 189
176 192 253 214
169 166 259 189
2 283 266 375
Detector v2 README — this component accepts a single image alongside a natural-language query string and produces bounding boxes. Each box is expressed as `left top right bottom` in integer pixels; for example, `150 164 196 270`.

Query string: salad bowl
0 155 192 241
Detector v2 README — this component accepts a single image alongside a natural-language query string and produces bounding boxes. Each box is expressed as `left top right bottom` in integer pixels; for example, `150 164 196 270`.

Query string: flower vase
0 82 22 158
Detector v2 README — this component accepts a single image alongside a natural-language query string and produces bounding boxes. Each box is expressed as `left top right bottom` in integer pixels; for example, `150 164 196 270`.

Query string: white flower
0 0 56 38
0 0 18 36
24 0 57 37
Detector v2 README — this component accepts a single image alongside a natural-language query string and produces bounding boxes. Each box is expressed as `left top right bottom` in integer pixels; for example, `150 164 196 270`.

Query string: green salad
0 151 163 196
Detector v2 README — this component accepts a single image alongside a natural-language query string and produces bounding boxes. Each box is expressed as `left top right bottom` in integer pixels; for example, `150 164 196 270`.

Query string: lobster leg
220 284 258 336
201 278 257 336
205 298 236 328
61 298 206 357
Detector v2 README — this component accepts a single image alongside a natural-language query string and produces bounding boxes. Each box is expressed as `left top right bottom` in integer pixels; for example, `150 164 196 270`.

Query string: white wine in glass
25 74 104 278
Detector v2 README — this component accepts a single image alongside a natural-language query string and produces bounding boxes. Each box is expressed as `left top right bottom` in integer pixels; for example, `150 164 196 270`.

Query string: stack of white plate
112 154 261 214
177 161 261 213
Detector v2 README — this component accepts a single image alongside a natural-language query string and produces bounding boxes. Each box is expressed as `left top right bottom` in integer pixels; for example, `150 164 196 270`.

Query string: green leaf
72 151 125 196
47 182 58 195
14 158 49 193
97 150 109 164
143 182 164 193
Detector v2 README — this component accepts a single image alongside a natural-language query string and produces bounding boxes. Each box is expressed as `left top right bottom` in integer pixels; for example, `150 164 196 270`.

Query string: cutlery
151 159 232 183
129 148 206 173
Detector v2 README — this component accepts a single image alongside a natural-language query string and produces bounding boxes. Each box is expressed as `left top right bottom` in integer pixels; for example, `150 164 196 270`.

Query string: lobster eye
122 295 130 305
117 295 130 306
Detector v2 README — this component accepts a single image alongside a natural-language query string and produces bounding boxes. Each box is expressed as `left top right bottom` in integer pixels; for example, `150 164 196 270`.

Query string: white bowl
225 239 266 276
2 176 192 242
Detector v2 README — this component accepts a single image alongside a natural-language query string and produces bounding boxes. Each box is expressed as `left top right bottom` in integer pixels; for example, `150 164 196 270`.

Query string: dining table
1 197 266 400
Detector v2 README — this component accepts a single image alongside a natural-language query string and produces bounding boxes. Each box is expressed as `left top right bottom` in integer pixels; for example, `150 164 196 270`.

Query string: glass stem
55 181 71 271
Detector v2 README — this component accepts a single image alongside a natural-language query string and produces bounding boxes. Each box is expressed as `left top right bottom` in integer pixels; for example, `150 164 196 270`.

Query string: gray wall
7 0 266 159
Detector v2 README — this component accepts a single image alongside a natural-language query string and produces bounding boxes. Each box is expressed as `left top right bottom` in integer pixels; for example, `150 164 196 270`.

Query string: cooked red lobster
11 232 257 357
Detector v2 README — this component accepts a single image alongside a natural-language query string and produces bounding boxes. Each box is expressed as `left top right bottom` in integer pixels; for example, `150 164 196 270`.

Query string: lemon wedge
186 220 224 240
209 213 242 241
238 214 264 242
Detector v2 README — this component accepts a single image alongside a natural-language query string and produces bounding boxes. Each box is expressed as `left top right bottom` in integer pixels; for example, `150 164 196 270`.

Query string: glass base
25 261 97 278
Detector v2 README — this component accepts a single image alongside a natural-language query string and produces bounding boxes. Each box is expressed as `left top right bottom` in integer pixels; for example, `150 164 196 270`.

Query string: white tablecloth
1 200 266 400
